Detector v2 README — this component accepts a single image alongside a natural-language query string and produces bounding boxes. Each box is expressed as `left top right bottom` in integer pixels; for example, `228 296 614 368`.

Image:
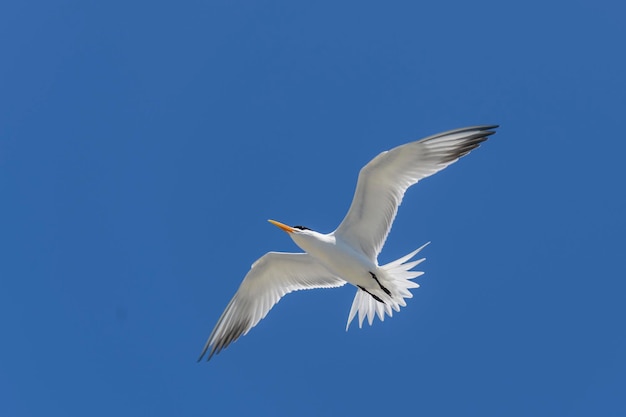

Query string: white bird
198 125 497 361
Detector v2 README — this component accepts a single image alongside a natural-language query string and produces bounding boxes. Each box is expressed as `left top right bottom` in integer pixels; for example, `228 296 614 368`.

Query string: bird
198 125 498 361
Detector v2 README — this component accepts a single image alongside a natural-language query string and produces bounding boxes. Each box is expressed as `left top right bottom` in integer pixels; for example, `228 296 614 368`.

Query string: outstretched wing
198 252 346 361
333 125 497 260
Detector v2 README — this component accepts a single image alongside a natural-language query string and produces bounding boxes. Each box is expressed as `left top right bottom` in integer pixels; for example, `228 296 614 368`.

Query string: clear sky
2 1 625 416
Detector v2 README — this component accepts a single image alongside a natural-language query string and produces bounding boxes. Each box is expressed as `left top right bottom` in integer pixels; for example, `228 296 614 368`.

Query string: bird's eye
293 225 310 231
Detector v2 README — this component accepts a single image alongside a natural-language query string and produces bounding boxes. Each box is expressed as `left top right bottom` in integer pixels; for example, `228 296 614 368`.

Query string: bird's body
291 230 375 288
199 125 498 361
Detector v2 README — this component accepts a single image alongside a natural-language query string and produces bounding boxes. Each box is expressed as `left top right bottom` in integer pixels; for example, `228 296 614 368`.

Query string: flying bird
198 125 498 361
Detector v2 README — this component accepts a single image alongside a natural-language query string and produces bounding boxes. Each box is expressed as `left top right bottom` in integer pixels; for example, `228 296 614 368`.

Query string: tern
198 125 497 361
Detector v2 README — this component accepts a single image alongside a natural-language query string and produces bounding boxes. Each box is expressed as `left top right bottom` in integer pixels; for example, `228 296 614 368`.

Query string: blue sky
2 1 625 416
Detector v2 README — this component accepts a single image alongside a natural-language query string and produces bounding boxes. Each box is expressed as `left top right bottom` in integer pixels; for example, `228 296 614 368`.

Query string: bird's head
268 219 320 248
268 219 311 234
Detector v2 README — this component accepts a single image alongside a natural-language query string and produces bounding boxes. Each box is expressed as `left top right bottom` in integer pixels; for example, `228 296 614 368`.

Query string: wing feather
198 252 346 361
333 125 498 260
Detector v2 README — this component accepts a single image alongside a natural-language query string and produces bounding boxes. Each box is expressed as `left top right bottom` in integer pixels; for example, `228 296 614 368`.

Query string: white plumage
199 125 497 361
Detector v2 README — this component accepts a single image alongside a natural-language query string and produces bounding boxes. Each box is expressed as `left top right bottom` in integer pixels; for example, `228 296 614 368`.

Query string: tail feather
346 242 430 330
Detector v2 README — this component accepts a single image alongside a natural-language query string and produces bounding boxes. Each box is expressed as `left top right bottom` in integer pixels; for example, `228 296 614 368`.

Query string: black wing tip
197 346 211 362
197 340 227 363
439 125 498 163
423 124 498 144
197 345 220 362
466 124 499 132
456 125 499 138
197 316 251 363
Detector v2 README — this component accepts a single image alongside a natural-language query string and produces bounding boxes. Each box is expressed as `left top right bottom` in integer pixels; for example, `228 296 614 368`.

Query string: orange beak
268 219 295 234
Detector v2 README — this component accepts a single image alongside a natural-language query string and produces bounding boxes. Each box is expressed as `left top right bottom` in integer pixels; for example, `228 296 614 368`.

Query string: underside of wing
198 252 346 361
334 125 498 260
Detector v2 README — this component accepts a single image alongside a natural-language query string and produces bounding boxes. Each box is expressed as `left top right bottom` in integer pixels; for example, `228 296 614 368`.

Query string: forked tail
346 242 430 330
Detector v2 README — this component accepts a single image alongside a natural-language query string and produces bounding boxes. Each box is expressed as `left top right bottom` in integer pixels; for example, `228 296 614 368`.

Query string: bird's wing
333 125 497 260
198 252 346 361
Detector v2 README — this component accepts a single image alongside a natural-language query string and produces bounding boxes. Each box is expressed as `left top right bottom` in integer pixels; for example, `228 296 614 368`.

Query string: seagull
198 125 497 361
